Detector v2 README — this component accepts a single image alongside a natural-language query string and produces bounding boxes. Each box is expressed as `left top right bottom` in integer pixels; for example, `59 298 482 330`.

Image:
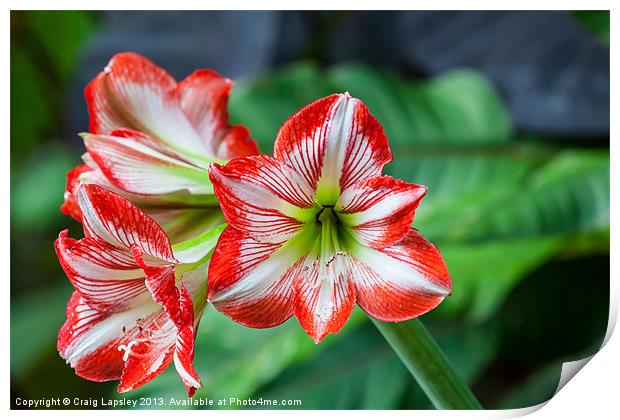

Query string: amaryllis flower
61 52 258 241
55 184 217 395
207 93 451 343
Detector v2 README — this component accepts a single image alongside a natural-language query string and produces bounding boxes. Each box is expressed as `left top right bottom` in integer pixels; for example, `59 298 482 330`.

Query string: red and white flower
207 93 451 343
61 52 258 241
56 184 215 395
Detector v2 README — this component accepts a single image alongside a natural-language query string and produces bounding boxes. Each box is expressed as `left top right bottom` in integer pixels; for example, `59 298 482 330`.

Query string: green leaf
255 320 499 409
462 151 609 241
256 323 411 409
10 47 55 161
229 62 333 153
435 237 563 320
230 63 513 153
23 11 94 81
328 65 512 146
10 142 78 231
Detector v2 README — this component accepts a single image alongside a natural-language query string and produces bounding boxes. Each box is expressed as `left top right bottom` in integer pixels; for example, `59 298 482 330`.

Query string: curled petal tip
208 161 223 171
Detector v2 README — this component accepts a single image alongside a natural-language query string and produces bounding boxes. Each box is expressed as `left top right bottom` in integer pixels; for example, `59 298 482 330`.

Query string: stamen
118 340 138 362
117 317 177 360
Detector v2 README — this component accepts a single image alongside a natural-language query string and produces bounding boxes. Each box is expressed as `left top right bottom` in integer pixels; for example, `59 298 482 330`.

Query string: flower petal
208 227 307 328
177 69 232 143
132 246 179 321
131 247 203 396
209 156 316 242
58 291 167 384
293 256 356 343
273 93 392 205
85 52 209 157
83 132 213 196
117 311 177 393
173 286 202 396
350 229 451 322
61 164 93 221
117 287 201 396
215 125 259 160
178 70 258 160
55 230 149 311
337 176 428 248
77 184 175 262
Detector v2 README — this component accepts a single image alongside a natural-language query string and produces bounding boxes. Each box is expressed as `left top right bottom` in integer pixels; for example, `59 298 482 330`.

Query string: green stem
371 317 483 410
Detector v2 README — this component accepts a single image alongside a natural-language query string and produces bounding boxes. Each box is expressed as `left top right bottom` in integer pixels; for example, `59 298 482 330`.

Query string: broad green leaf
329 65 512 146
255 324 411 409
230 62 513 153
435 237 564 321
462 151 609 241
229 62 333 152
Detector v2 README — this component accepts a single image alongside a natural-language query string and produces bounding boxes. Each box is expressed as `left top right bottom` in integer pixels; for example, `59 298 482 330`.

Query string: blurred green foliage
572 11 610 42
11 11 609 410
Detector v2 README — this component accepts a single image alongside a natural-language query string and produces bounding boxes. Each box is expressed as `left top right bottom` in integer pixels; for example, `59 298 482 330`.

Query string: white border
3 2 616 419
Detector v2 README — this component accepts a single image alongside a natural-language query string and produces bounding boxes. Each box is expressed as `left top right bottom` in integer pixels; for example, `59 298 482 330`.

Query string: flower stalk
371 317 483 410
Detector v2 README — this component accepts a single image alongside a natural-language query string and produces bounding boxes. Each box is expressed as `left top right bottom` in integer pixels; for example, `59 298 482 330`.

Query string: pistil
311 207 348 288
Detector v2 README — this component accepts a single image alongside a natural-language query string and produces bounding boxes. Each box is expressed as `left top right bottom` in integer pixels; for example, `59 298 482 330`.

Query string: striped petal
55 230 149 311
214 125 259 160
209 156 316 242
117 289 201 396
337 176 428 248
58 291 170 385
173 286 202 396
177 69 232 143
178 70 258 159
85 52 209 158
273 93 392 205
61 164 93 221
349 229 451 322
131 247 202 395
83 131 213 196
208 227 309 328
77 184 175 262
58 267 202 395
293 255 356 343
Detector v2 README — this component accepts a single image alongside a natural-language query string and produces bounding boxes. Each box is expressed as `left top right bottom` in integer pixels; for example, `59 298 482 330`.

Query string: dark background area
11 10 610 409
